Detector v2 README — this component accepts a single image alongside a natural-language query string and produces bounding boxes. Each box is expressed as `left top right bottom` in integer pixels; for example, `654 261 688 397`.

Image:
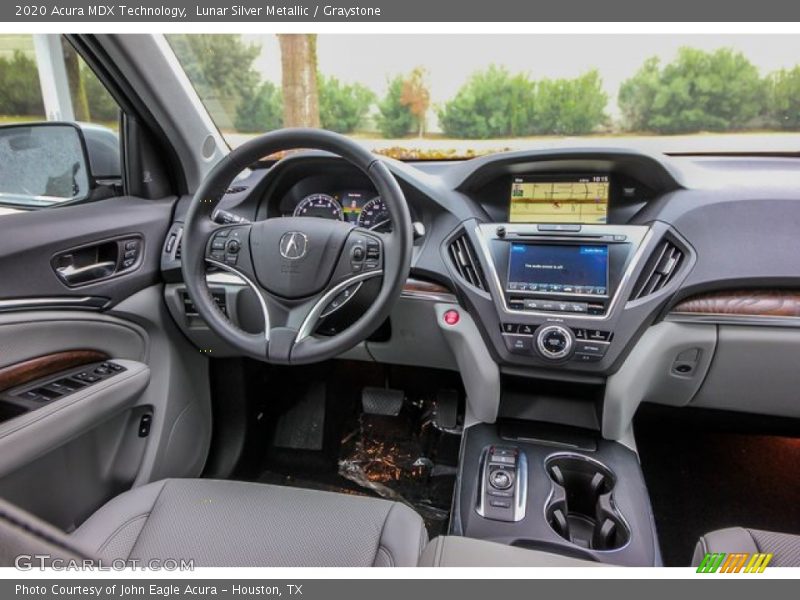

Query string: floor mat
338 410 458 532
635 406 800 566
246 361 463 539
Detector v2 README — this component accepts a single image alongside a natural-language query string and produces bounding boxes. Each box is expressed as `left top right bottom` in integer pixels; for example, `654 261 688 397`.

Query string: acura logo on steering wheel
279 231 309 260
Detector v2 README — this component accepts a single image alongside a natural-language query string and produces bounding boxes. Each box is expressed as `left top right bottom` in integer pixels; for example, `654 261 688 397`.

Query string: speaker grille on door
447 233 486 291
631 238 684 300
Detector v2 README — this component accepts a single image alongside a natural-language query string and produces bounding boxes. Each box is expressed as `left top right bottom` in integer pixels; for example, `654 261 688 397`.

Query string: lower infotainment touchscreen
506 244 609 296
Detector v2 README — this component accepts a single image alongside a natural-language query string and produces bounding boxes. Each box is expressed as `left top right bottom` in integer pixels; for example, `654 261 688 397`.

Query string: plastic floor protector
338 401 460 536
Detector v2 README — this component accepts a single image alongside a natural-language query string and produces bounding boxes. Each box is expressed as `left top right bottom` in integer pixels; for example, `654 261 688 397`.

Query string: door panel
0 196 211 530
0 403 153 531
0 195 173 306
0 33 212 531
0 359 149 480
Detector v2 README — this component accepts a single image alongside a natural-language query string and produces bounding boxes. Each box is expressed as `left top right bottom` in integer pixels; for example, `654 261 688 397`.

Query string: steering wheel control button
536 325 574 360
352 246 365 261
207 227 250 268
443 309 460 326
321 282 362 318
489 469 514 490
366 241 380 259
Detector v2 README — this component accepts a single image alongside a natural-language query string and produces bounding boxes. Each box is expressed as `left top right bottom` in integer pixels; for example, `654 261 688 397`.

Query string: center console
452 422 661 566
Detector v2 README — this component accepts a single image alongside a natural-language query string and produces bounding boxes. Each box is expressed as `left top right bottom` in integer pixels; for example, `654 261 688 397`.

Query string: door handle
56 261 117 286
52 235 143 287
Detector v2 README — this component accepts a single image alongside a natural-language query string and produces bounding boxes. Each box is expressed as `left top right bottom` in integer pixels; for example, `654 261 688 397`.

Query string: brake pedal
361 387 404 416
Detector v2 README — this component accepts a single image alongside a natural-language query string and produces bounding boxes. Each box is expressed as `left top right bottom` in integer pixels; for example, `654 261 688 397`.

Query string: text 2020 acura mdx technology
1 33 799 568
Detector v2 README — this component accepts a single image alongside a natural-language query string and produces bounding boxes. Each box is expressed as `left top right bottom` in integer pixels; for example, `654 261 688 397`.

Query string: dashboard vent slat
448 233 487 291
631 239 684 300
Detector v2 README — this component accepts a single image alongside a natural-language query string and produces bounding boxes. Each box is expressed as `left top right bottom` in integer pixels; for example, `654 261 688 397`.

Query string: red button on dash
443 310 460 325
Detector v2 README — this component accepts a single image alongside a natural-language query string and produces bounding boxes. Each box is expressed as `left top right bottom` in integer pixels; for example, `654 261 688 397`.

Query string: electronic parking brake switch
477 446 528 522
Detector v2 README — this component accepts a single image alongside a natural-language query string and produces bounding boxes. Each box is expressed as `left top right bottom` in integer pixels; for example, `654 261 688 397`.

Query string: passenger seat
693 527 800 567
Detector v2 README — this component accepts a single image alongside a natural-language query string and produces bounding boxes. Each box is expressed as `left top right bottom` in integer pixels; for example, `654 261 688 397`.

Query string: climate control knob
535 325 573 360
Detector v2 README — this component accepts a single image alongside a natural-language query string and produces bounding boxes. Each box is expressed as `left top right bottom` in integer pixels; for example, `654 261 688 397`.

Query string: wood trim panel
402 279 453 297
0 350 108 393
671 290 800 318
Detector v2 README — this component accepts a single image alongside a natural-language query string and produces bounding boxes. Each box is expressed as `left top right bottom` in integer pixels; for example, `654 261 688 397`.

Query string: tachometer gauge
357 197 391 231
293 193 343 220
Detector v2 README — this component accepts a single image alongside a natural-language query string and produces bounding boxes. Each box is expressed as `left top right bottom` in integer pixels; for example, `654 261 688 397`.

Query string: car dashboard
160 146 800 425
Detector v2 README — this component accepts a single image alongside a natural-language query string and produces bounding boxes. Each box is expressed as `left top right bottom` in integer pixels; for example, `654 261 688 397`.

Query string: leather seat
1 478 428 567
692 527 800 567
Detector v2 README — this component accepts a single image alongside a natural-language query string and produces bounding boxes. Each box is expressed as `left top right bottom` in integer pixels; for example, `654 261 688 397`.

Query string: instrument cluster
289 190 392 232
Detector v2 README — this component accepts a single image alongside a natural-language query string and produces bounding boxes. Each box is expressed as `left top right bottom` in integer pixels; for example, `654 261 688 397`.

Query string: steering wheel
181 128 413 365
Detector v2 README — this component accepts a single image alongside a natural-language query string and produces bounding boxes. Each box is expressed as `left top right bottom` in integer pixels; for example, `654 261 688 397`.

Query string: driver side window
0 34 122 216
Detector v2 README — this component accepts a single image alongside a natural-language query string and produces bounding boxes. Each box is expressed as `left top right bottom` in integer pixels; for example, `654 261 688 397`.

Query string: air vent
447 233 486 291
631 238 684 300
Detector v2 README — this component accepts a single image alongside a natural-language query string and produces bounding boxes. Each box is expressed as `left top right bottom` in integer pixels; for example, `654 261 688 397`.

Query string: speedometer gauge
293 194 343 220
357 197 391 231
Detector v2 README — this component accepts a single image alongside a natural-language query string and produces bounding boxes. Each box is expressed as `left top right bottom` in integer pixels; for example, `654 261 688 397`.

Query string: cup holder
544 454 630 551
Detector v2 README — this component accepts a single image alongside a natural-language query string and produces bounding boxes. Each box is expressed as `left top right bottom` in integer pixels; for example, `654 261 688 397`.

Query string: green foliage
234 81 283 133
535 70 608 135
619 47 765 133
169 34 260 99
169 34 261 128
437 66 534 138
318 74 375 133
81 65 118 122
376 75 415 138
765 66 800 130
437 66 607 138
0 51 44 117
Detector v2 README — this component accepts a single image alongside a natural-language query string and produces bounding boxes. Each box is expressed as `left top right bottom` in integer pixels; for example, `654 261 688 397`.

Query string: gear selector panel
476 445 528 522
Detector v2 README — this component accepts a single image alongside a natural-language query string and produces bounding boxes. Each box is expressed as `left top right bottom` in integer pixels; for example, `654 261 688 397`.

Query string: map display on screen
509 175 609 223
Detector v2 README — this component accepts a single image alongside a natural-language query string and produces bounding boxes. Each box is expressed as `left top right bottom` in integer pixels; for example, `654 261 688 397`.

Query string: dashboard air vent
448 233 486 291
631 238 684 300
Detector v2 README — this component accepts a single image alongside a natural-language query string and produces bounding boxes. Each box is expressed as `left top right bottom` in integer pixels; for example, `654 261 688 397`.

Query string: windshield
167 34 800 159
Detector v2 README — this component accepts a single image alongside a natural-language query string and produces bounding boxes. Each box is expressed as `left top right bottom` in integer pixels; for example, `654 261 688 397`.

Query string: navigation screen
509 175 609 223
507 244 609 296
